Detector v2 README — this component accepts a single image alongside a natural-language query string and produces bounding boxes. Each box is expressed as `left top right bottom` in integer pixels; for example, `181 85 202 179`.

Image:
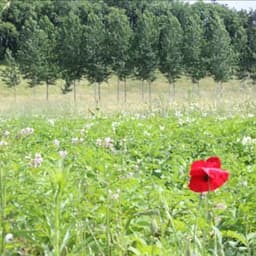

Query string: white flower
53 139 60 147
96 138 102 147
159 126 165 131
5 233 13 243
59 150 68 159
72 137 83 144
241 136 256 145
112 122 120 132
126 172 134 179
32 153 43 168
4 130 10 137
103 137 114 150
20 127 34 136
109 189 120 200
0 141 8 146
72 137 79 144
48 119 55 126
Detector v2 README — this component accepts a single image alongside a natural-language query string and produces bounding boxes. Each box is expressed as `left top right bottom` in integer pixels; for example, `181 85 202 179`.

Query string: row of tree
0 0 256 102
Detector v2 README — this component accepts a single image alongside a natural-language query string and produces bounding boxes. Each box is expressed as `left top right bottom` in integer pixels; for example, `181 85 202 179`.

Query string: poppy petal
206 157 221 168
189 176 210 192
189 168 229 193
190 160 206 176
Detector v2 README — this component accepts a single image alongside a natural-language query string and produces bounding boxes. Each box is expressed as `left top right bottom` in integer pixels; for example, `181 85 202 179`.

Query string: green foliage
104 7 132 80
246 11 256 82
0 48 20 89
0 21 18 60
17 16 58 89
181 11 205 83
0 0 255 93
208 14 235 82
56 11 84 93
132 10 159 81
158 11 183 84
85 8 110 84
0 112 256 254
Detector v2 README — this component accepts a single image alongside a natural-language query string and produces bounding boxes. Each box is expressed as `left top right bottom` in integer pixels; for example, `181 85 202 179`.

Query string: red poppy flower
189 157 229 193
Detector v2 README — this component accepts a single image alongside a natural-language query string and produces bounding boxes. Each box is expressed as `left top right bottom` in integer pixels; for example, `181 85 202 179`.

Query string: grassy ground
0 71 255 116
0 112 256 255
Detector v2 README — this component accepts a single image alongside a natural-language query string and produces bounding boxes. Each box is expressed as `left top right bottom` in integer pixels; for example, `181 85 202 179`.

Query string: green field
0 109 256 255
0 73 255 116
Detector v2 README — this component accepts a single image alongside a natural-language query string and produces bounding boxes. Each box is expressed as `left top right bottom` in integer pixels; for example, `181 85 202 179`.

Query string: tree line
0 0 256 102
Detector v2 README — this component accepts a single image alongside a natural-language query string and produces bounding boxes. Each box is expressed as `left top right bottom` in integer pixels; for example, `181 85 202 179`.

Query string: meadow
0 76 256 255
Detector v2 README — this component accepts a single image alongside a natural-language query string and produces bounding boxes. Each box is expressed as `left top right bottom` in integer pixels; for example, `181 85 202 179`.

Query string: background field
0 74 255 116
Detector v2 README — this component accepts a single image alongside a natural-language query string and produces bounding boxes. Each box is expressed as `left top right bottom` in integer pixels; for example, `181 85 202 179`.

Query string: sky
185 1 256 11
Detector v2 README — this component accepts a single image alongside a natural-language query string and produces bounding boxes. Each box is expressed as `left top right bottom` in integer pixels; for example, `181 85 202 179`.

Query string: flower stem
0 163 5 255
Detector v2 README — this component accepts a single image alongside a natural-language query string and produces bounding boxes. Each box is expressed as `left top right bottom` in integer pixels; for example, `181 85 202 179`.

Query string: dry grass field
0 71 255 116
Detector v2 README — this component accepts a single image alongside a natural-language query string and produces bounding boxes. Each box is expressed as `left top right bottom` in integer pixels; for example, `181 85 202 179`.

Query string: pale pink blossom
20 127 34 136
59 150 68 159
32 153 43 168
5 233 13 243
53 139 60 147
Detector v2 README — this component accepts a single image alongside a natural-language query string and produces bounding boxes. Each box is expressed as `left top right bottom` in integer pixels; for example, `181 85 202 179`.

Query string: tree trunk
141 80 144 101
98 82 101 103
73 80 77 103
13 85 16 103
94 84 98 105
172 82 176 98
124 79 127 103
148 80 152 105
197 81 200 97
219 81 223 97
32 86 36 99
168 82 172 101
117 77 120 103
216 81 223 98
46 82 49 101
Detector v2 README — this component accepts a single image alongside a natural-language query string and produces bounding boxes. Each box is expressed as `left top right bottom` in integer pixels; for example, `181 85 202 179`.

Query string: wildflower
215 203 227 210
241 136 256 145
109 189 120 200
112 122 120 132
103 137 114 149
48 119 55 126
159 125 165 131
96 138 102 147
20 127 34 136
72 137 79 144
72 137 83 144
0 141 8 146
3 130 10 137
53 139 60 147
188 157 229 193
125 172 134 179
5 233 14 243
32 153 43 168
59 150 68 159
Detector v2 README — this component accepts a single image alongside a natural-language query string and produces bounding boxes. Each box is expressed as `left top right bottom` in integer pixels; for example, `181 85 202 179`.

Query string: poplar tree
0 48 20 100
56 11 84 101
17 16 58 100
158 11 183 99
85 9 110 104
132 10 159 103
182 12 205 95
207 13 234 95
104 7 132 103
